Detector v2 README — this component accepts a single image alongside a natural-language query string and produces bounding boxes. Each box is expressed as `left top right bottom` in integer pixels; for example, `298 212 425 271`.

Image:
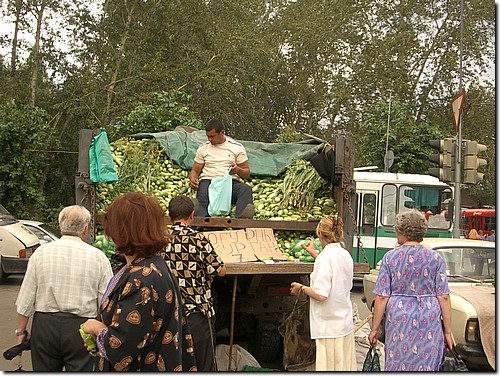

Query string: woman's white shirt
309 242 354 338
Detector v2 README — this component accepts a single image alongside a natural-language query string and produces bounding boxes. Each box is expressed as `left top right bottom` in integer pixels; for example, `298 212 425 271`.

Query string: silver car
362 238 495 370
0 204 40 280
19 220 60 245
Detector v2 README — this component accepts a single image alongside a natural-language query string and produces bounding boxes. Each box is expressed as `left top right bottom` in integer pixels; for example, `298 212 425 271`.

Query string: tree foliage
0 101 58 218
357 98 444 174
0 0 495 211
112 91 203 140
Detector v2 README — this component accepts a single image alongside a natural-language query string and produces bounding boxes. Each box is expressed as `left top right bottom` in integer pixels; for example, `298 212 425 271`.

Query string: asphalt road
0 276 370 371
0 275 31 371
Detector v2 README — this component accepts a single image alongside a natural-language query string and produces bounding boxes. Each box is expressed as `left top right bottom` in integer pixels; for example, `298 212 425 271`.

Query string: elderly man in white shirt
15 205 113 372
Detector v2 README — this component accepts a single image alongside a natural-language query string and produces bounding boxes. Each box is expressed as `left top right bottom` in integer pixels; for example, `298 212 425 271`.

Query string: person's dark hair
205 118 224 133
168 195 195 221
394 210 428 242
103 192 170 258
316 215 345 247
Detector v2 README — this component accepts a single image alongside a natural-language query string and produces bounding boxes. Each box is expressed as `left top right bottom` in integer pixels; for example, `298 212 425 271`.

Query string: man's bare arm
189 162 204 189
231 160 250 179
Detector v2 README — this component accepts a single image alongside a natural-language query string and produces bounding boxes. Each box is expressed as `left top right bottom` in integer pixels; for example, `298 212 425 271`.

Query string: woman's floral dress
373 244 450 371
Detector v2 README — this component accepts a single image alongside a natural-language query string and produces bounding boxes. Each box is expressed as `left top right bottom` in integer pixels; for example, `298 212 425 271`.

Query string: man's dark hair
169 195 195 221
205 118 224 133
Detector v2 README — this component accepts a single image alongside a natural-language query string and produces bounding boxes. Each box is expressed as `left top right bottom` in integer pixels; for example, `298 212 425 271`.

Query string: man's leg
60 315 97 371
31 312 64 371
196 179 211 217
187 312 217 371
232 181 254 218
31 312 95 372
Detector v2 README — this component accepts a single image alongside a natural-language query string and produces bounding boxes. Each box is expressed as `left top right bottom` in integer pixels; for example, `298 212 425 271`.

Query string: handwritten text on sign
202 228 285 263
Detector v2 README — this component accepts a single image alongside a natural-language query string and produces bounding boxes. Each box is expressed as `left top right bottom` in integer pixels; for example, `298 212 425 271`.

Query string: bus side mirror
447 200 454 223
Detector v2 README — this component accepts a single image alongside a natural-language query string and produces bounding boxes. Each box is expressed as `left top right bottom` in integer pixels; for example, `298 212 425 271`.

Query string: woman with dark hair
289 215 356 371
368 210 453 371
81 192 197 371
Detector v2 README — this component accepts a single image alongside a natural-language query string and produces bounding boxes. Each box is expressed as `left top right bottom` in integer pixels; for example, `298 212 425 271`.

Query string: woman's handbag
439 346 468 371
362 344 381 371
278 297 315 370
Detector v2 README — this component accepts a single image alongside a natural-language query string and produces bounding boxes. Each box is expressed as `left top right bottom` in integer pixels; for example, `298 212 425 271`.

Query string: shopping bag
89 128 118 183
208 170 233 216
278 297 315 370
309 145 337 185
362 344 381 371
439 346 468 371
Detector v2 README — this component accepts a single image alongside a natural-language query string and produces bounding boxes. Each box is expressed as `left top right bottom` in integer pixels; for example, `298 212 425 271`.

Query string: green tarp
133 130 325 177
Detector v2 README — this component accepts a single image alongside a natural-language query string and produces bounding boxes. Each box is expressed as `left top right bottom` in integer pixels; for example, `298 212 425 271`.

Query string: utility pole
384 94 392 173
453 0 464 238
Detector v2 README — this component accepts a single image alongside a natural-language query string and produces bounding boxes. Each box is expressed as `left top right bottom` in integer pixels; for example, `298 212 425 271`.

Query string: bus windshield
381 184 452 229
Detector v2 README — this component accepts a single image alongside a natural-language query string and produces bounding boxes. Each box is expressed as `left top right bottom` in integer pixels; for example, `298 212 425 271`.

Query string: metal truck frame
75 129 366 364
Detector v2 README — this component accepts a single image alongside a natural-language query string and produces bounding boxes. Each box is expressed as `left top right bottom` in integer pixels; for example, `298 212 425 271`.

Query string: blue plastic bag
89 128 118 183
208 170 233 216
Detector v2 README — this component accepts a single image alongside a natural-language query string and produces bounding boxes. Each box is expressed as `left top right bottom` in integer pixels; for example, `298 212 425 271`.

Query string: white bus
352 171 453 267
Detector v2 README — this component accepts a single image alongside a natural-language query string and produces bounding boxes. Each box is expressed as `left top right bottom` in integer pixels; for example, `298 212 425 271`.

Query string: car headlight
465 318 479 343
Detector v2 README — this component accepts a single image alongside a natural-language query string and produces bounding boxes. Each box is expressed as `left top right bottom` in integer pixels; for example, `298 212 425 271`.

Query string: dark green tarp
133 130 325 177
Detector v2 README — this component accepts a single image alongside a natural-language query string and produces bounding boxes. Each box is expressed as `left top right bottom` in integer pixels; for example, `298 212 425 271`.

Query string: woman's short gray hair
394 210 428 242
58 205 91 236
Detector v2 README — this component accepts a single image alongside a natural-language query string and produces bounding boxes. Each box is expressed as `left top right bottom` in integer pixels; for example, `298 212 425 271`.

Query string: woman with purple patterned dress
368 210 453 371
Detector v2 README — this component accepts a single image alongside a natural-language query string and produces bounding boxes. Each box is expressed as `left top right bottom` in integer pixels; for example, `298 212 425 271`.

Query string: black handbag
439 346 468 372
362 344 381 371
309 145 338 186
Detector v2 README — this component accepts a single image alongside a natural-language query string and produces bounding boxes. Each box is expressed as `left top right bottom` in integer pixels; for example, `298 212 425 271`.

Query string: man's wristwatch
15 329 28 336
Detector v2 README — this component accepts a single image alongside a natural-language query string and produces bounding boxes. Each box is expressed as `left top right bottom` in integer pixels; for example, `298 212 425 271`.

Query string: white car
0 204 40 280
362 238 495 371
19 220 60 245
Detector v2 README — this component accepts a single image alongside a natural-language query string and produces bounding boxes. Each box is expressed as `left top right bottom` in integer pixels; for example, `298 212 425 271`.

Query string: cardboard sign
202 228 285 264
203 230 255 263
245 228 285 260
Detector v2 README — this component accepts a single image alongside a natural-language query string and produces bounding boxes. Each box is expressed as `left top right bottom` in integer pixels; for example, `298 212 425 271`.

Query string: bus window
484 217 495 233
399 185 451 230
361 193 376 235
381 184 397 226
401 186 440 210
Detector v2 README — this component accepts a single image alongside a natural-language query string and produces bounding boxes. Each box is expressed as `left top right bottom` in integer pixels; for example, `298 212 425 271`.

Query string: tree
460 84 495 206
357 98 444 174
0 101 58 218
112 90 203 140
0 0 495 215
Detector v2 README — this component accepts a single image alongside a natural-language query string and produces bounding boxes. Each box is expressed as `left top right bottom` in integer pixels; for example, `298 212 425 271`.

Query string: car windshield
436 246 495 282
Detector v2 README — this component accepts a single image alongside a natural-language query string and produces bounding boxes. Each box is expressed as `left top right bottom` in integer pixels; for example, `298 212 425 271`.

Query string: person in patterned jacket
81 192 197 371
166 195 227 371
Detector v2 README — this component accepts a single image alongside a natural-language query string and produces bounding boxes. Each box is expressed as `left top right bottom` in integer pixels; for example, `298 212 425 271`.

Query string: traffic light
463 140 487 184
429 138 455 182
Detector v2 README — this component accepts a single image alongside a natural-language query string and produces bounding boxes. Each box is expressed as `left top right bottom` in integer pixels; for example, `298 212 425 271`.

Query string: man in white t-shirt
189 118 254 218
